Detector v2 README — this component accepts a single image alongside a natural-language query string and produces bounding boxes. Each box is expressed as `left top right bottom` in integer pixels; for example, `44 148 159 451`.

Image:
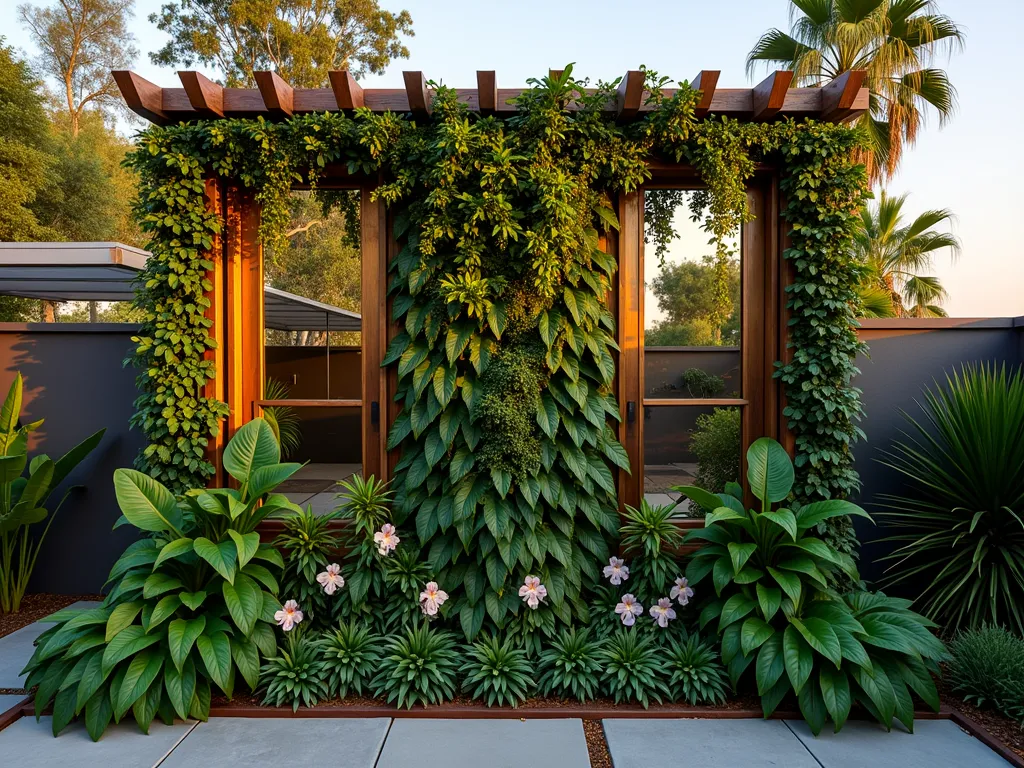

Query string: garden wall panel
0 323 144 593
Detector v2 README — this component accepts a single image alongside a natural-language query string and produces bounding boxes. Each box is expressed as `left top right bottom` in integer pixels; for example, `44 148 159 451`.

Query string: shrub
599 630 670 708
258 631 330 711
21 418 293 740
620 500 685 605
462 634 534 707
320 621 383 699
665 633 729 705
689 407 740 495
536 628 604 701
371 624 461 709
682 368 725 398
274 505 342 629
0 372 104 612
875 363 1024 634
680 437 948 734
947 627 1024 720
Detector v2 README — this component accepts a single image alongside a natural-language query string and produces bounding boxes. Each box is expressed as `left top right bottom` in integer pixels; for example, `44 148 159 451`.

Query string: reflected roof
0 242 360 332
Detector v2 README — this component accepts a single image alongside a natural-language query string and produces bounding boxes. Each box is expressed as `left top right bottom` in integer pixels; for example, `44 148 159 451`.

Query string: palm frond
857 285 897 318
263 378 302 458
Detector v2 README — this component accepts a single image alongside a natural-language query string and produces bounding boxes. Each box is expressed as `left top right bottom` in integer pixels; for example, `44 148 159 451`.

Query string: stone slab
603 718 820 768
376 718 591 768
786 718 1013 768
0 716 195 768
161 717 391 767
0 600 100 688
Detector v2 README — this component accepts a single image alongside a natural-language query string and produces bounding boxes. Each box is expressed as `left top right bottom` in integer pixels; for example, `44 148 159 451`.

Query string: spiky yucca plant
665 634 729 705
462 635 534 707
371 624 461 709
536 628 604 701
599 630 670 708
320 621 383 699
258 631 330 712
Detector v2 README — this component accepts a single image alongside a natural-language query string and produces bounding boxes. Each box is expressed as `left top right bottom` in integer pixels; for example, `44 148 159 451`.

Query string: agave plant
320 620 382 699
665 633 729 705
21 419 297 740
599 630 670 708
370 624 461 709
0 372 104 613
536 627 604 701
875 363 1024 633
462 634 534 707
259 630 330 711
680 437 948 734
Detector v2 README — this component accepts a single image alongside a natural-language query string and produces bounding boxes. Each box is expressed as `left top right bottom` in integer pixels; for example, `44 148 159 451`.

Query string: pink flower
615 594 643 626
670 576 694 606
419 581 449 616
316 563 345 595
603 557 630 586
274 600 303 631
374 523 400 556
518 575 547 609
650 597 677 628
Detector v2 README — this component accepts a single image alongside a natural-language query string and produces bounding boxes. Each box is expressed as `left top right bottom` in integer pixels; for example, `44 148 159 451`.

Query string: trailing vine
126 66 868 621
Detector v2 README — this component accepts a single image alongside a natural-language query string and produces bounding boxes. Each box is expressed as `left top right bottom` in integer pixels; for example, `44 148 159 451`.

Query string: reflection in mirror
262 189 362 513
643 189 740 399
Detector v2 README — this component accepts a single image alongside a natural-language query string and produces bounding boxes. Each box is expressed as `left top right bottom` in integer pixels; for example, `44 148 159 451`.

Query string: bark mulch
0 594 102 640
944 694 1024 762
583 719 611 768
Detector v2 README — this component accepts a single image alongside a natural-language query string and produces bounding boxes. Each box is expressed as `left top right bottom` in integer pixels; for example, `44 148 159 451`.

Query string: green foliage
0 373 104 613
690 407 741 496
598 630 670 708
462 634 534 707
258 630 330 711
665 633 730 705
370 624 461 709
21 419 292 740
681 368 726 398
273 504 342 629
947 627 1024 721
681 438 947 734
536 627 604 702
320 620 383 699
876 363 1024 634
261 379 302 459
646 250 740 346
620 500 684 604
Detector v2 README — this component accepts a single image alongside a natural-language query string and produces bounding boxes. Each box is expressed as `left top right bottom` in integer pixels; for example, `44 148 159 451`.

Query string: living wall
126 66 869 635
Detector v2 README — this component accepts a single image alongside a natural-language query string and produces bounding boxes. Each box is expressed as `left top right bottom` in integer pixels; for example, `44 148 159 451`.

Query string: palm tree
854 191 961 318
748 0 964 181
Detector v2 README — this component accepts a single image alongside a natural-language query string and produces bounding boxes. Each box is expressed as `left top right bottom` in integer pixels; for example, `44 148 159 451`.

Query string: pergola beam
254 71 294 116
752 70 795 120
114 69 870 125
328 70 363 109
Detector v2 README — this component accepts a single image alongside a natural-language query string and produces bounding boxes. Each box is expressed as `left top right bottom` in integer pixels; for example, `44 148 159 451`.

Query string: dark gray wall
0 323 145 593
851 319 1022 584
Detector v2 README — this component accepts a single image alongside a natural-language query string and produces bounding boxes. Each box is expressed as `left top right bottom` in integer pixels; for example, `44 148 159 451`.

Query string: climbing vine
126 66 868 626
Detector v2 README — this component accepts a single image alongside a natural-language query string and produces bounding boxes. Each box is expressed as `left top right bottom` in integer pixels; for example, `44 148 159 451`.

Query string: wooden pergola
114 67 869 502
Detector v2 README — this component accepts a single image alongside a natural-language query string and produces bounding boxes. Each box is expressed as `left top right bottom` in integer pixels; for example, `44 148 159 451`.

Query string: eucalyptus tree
748 0 964 181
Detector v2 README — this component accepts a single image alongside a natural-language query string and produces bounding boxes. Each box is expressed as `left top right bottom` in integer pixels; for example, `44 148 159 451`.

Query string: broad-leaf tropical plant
854 191 960 318
0 372 104 613
747 0 965 180
21 418 298 740
680 437 947 733
875 363 1024 633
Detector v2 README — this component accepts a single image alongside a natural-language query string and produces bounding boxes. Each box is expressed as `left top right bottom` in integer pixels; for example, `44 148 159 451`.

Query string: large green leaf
168 616 206 672
194 537 238 584
797 499 872 529
48 428 105 499
783 624 814 694
247 462 302 500
164 658 197 720
222 418 280 484
746 437 794 504
791 617 842 666
755 632 786 695
228 530 261 569
762 508 798 541
740 617 776 656
196 631 233 695
115 650 163 719
112 469 184 534
819 665 852 732
222 573 262 636
154 537 194 568
105 601 143 642
101 626 161 675
231 635 261 691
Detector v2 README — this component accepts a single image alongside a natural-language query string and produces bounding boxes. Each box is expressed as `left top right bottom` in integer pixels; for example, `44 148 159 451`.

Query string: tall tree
747 0 964 181
854 191 960 318
647 255 740 346
149 0 414 88
18 0 138 137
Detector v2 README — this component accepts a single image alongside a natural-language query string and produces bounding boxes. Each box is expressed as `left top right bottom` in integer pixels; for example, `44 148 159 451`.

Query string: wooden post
361 186 388 481
617 190 643 511
202 178 226 484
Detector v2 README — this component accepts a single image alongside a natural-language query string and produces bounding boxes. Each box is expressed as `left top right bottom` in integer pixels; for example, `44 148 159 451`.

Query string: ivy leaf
486 302 508 340
445 322 474 364
432 364 457 407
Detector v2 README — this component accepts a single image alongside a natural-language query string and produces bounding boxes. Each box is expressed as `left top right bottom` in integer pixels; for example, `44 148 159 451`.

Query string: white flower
670 576 694 606
650 597 677 628
316 563 345 595
274 599 303 631
602 557 630 586
374 523 400 556
518 575 547 609
419 581 449 616
614 593 643 626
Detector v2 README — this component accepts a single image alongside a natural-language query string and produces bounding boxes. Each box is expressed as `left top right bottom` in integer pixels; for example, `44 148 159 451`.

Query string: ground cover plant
0 372 104 613
947 627 1024 723
680 438 948 734
22 418 294 740
875 362 1024 634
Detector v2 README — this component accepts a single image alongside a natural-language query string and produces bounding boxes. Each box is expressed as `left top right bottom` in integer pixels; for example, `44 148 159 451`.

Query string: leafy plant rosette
21 418 297 740
680 437 948 734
